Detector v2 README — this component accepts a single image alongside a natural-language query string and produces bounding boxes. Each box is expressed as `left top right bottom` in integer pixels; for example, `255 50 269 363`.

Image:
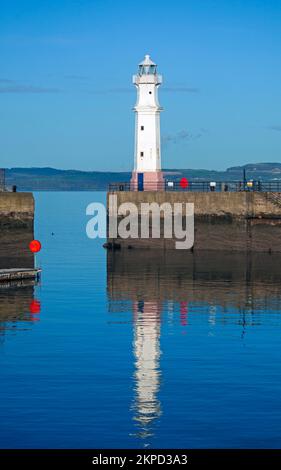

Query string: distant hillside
5 168 131 191
227 162 281 173
2 163 281 191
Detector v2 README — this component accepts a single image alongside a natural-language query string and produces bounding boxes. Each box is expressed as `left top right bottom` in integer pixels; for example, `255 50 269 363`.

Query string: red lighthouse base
130 171 165 191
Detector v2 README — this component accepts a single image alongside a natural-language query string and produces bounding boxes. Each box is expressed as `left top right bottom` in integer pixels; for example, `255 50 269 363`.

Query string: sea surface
0 191 281 449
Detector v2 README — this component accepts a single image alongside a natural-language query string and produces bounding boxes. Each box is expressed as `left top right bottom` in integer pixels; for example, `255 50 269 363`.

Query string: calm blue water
0 192 281 449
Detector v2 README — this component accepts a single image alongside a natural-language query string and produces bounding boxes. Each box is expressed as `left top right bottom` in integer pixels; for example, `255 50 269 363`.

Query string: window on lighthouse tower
139 64 157 75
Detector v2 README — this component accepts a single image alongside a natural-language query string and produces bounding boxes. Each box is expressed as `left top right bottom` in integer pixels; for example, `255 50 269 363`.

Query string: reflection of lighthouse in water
132 300 162 439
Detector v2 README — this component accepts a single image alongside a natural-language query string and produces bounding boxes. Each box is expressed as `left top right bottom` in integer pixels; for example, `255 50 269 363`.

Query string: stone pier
0 192 34 268
106 191 281 252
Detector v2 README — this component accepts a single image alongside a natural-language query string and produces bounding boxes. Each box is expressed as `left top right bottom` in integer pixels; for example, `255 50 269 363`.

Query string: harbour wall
0 192 34 229
0 192 34 268
106 191 281 252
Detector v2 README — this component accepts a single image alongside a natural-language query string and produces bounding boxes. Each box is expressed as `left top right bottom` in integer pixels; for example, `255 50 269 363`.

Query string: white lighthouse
131 54 164 191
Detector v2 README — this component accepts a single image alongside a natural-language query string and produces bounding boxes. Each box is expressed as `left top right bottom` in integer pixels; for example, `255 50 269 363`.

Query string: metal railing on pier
0 169 5 191
0 186 17 192
0 169 17 192
108 180 281 193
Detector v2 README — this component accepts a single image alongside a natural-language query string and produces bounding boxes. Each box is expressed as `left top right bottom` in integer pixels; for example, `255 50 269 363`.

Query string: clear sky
0 0 280 171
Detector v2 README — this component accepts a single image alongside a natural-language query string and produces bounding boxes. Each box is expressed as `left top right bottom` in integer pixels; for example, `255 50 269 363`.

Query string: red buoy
29 240 41 253
180 177 189 189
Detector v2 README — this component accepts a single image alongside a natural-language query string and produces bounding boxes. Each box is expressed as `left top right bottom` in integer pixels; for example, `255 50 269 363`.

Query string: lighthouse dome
138 54 157 75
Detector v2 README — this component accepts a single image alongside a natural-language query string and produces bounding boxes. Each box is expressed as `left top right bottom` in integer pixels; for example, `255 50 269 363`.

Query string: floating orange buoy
29 240 41 253
180 177 189 189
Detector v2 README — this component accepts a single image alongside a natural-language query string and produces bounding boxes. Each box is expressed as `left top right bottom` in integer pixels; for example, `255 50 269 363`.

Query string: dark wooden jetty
0 268 41 283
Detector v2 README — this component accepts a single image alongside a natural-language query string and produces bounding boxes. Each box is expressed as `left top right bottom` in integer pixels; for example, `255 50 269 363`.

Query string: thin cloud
163 86 199 93
64 74 90 80
162 129 203 145
85 87 132 94
1 34 84 47
0 78 15 84
267 125 281 132
0 83 61 94
108 87 132 93
42 35 79 46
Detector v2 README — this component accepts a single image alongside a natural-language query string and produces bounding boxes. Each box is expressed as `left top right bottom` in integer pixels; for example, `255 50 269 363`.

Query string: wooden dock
0 268 41 283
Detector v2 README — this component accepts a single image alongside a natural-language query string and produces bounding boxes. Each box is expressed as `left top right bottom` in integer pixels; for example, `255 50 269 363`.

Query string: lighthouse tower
131 55 164 191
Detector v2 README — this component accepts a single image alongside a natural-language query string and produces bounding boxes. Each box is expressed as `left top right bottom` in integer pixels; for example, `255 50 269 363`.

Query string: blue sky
0 0 280 171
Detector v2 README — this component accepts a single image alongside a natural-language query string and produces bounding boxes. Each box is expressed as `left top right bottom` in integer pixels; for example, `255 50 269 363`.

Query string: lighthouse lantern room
131 55 164 191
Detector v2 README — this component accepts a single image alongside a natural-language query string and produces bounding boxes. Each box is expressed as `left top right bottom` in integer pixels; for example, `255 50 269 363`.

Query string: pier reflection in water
0 230 39 338
0 280 40 339
107 250 281 446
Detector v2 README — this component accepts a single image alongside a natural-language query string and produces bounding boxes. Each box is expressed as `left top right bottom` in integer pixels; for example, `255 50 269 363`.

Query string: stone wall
106 191 281 252
109 191 281 217
0 192 34 268
0 192 34 229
